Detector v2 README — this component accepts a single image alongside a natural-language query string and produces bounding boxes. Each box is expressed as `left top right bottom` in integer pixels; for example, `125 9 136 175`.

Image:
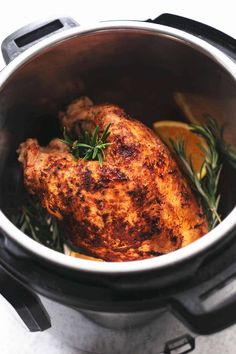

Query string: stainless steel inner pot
1 20 236 274
0 16 236 341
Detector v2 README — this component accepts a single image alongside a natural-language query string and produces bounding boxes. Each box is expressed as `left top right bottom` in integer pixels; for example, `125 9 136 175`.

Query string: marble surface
0 1 236 353
0 294 236 354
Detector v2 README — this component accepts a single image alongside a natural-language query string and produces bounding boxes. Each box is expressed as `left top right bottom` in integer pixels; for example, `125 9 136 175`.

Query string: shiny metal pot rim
0 21 235 274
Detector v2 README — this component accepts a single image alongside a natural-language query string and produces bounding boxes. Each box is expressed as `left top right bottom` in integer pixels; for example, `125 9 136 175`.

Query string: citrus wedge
174 92 236 148
153 120 207 179
69 251 104 261
64 244 104 261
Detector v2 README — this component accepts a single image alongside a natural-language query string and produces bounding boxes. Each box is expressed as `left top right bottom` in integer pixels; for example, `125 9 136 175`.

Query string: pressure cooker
0 13 236 349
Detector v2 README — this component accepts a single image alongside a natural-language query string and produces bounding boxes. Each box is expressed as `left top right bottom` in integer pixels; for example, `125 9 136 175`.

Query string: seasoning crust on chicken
18 97 208 262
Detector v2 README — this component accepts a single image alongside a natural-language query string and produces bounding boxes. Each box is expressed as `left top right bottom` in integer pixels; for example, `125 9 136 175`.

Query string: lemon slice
153 120 207 179
174 92 236 149
69 251 104 261
64 244 104 261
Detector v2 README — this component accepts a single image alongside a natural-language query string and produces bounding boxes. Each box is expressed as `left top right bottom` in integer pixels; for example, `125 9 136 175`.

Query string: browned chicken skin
18 97 208 261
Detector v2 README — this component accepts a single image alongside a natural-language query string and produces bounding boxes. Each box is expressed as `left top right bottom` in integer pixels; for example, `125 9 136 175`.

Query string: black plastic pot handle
170 257 236 335
148 13 236 61
1 16 78 64
0 262 51 331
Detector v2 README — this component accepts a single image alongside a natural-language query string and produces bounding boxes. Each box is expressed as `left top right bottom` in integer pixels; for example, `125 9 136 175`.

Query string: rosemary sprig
171 138 222 229
202 115 236 169
8 196 64 253
171 116 236 229
170 117 226 229
61 123 112 167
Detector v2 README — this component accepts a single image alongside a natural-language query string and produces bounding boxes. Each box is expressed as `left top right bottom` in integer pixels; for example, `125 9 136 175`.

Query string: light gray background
0 1 236 353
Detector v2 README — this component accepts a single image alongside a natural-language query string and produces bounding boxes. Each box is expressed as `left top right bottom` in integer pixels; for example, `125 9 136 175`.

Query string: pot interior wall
1 28 236 218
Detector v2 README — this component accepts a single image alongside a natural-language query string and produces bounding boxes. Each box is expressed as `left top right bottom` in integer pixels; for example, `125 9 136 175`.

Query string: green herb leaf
61 123 112 167
97 151 103 167
6 196 64 252
200 115 236 169
170 117 224 229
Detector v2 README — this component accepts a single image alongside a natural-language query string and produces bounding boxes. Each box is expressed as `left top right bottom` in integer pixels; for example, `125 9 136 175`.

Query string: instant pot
0 13 236 353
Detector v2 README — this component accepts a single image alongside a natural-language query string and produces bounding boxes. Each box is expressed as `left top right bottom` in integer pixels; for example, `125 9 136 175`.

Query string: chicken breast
18 97 208 261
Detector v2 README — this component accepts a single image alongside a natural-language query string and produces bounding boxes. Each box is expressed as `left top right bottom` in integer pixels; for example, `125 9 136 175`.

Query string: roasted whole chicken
18 97 208 261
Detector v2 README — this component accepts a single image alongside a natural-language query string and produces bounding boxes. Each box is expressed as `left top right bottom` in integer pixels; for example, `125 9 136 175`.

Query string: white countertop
0 0 235 66
0 1 236 353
